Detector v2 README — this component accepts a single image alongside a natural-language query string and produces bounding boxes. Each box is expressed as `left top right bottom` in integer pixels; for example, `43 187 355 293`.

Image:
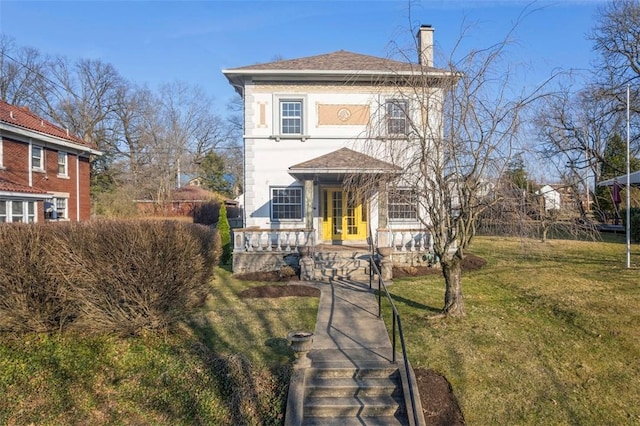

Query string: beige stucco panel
317 104 370 126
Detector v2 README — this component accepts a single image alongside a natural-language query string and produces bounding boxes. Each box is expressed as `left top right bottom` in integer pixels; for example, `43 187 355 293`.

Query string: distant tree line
0 34 242 214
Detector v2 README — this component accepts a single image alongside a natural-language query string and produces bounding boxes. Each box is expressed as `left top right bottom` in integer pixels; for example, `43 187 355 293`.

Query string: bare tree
349 23 548 317
0 35 46 106
590 0 640 114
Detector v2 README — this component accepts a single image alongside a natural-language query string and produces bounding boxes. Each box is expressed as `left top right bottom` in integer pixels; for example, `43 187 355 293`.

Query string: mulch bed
416 368 466 425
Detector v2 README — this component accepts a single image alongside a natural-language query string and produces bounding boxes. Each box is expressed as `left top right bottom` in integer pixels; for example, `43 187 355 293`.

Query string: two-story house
0 101 100 223
223 26 451 276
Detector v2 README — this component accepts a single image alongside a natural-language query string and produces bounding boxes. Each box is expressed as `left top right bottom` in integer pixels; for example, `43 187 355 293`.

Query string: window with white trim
386 100 409 136
389 189 418 221
280 100 303 135
57 151 68 176
0 200 37 223
31 145 44 170
271 187 303 221
55 198 67 219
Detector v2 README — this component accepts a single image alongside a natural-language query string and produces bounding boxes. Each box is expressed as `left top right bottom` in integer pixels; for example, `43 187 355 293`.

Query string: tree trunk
442 259 465 317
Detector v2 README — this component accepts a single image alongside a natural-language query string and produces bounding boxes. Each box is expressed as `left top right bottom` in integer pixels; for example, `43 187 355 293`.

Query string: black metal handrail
368 246 420 425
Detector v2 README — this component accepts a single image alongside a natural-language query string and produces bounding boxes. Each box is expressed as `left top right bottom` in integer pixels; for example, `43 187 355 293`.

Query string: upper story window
271 187 303 221
58 151 68 176
280 100 303 135
389 188 418 221
31 145 44 170
386 100 409 136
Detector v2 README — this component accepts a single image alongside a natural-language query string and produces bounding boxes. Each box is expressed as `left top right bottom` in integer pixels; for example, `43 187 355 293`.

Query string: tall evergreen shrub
218 202 232 264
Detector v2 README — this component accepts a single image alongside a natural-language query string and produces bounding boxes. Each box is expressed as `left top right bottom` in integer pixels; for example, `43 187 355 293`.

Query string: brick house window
31 145 44 170
0 200 36 223
271 187 303 220
45 197 68 220
58 151 68 176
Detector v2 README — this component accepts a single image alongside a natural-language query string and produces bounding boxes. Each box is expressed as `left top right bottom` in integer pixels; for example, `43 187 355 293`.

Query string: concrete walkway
307 278 394 367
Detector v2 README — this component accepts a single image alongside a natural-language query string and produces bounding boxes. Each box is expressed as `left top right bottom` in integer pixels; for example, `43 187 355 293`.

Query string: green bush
0 221 219 335
218 203 232 265
622 208 640 242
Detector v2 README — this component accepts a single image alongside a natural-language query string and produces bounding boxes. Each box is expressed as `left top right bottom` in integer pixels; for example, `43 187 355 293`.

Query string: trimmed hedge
0 221 219 335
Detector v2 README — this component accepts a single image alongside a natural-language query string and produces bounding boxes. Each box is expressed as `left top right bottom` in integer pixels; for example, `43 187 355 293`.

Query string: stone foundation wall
232 252 300 274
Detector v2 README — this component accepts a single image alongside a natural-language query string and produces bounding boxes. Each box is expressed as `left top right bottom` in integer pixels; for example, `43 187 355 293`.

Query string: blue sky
1 0 605 111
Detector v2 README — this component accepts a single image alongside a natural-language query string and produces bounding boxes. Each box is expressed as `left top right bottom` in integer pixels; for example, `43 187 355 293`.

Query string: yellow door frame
321 187 367 241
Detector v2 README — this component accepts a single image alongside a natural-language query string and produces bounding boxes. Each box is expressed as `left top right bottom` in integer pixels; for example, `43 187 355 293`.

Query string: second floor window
386 100 408 136
280 100 303 134
58 151 68 176
32 145 43 170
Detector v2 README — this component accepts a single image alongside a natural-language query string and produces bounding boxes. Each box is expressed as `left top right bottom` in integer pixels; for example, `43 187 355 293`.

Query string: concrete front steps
312 248 375 282
302 366 409 425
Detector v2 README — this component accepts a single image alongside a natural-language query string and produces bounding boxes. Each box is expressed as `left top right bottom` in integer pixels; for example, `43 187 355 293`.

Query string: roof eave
0 122 102 155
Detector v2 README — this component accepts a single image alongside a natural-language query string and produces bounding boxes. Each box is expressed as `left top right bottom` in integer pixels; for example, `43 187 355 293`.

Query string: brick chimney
418 24 434 67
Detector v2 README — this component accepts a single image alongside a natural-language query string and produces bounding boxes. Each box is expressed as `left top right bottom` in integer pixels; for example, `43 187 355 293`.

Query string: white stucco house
223 26 453 277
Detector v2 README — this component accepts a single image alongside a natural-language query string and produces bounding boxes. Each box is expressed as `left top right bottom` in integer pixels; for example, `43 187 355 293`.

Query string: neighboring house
0 101 100 223
223 26 452 274
536 184 562 211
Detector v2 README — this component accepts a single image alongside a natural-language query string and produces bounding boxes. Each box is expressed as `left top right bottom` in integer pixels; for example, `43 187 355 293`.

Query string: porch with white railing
232 227 432 254
231 227 434 276
233 228 315 253
388 228 432 252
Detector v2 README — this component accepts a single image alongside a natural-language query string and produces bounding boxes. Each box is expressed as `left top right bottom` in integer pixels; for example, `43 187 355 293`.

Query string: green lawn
387 237 640 425
0 268 318 425
2 238 638 425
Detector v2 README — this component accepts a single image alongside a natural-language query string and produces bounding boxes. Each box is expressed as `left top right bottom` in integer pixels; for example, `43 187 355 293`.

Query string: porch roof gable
288 147 401 180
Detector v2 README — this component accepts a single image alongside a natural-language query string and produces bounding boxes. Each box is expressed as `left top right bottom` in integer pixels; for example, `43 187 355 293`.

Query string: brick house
0 101 101 222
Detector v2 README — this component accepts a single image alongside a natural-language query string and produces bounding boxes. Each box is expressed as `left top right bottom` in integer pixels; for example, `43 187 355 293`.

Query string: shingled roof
289 148 401 173
227 50 438 73
0 100 98 152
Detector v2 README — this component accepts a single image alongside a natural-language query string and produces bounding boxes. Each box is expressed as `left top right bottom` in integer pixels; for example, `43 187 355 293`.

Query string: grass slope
0 268 319 425
388 237 640 425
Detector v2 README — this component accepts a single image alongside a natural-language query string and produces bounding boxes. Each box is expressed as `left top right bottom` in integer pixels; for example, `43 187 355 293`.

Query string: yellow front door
321 188 367 241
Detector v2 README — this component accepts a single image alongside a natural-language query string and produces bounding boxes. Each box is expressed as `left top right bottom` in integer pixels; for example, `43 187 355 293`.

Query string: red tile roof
0 100 94 149
0 177 49 195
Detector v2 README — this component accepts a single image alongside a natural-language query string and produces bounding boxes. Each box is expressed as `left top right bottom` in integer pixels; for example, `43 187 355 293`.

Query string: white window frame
57 151 68 177
272 95 308 139
55 197 67 220
389 188 418 221
385 99 409 136
270 187 303 221
280 100 303 135
0 199 37 223
31 145 44 171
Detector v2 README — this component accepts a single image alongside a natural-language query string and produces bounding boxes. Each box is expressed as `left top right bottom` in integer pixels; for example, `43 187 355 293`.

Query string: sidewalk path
306 279 394 367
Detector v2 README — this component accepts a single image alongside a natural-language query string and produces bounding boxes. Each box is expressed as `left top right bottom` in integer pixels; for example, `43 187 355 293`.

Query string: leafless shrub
0 221 218 335
55 221 217 335
0 224 76 332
